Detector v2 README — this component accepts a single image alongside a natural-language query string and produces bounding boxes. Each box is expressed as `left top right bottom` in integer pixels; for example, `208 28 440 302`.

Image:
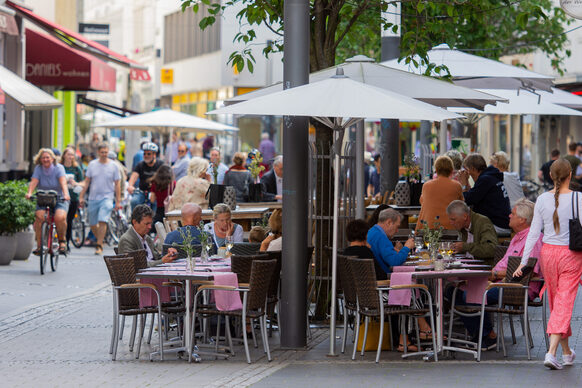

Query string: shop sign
161 68 174 84
78 23 109 35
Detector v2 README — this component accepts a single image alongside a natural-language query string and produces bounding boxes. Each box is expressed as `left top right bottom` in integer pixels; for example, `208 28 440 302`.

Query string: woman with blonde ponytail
516 158 582 369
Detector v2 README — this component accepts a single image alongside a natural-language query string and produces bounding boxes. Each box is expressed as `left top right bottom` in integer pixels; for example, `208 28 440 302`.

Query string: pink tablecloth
388 272 415 305
139 278 172 308
212 272 243 311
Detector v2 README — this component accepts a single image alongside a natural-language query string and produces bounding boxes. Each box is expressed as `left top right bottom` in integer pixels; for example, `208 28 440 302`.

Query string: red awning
25 29 116 92
0 10 19 35
6 1 150 81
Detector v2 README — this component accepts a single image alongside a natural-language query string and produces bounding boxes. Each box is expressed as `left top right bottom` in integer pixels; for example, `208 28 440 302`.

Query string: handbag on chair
569 191 582 251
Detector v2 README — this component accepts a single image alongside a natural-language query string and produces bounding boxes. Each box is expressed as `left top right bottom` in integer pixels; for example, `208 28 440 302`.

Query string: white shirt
522 191 582 264
133 226 154 261
275 172 283 202
267 236 282 251
503 171 525 208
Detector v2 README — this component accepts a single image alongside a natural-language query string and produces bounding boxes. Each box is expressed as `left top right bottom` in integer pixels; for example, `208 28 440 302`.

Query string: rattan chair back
502 256 537 306
338 254 357 310
231 254 269 284
348 258 380 315
264 251 282 299
124 249 148 271
230 242 261 256
247 259 277 311
103 256 139 309
494 245 509 266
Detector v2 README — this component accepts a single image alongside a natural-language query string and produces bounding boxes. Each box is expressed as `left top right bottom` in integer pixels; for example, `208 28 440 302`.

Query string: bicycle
70 207 86 249
34 190 62 275
105 207 129 245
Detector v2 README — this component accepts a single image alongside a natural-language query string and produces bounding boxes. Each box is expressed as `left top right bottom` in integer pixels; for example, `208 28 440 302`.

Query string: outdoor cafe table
136 260 236 362
165 207 269 231
408 268 492 359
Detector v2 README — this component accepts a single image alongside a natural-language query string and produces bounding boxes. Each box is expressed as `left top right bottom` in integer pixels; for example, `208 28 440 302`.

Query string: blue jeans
447 286 500 338
130 190 156 213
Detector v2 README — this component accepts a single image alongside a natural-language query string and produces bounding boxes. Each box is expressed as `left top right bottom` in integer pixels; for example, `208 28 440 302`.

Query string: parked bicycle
105 207 129 245
33 190 63 275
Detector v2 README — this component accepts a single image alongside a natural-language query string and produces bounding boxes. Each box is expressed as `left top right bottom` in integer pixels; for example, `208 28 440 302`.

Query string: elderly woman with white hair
490 151 525 208
204 203 244 251
167 157 210 211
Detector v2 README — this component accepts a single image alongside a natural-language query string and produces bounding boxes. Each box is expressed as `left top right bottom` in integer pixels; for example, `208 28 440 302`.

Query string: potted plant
404 153 423 206
0 180 36 264
247 151 265 202
206 162 226 209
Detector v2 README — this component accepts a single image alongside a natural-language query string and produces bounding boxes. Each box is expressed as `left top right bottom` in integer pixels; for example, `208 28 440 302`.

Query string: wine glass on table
225 235 234 257
415 237 424 252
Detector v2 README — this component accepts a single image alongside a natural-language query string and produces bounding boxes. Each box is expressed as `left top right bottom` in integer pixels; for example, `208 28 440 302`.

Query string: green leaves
0 180 35 235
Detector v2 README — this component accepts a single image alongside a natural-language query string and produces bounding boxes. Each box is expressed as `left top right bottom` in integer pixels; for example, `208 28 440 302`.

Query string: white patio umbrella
226 55 505 109
450 89 582 116
93 108 238 135
382 44 554 92
209 69 462 356
540 88 582 110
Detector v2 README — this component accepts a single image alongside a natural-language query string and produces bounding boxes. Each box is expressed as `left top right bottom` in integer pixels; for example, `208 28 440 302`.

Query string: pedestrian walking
515 158 582 370
79 143 121 255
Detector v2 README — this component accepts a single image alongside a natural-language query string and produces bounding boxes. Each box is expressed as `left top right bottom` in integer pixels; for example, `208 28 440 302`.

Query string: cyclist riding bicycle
127 142 164 211
26 148 70 255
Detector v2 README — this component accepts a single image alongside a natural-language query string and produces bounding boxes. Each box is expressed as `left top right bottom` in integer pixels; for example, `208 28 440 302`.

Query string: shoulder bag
569 191 582 251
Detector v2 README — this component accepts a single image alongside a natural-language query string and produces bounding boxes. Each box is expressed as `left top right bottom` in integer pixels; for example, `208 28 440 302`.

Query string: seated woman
343 219 387 280
249 225 267 244
167 157 210 211
223 152 252 202
416 155 464 231
203 203 244 251
260 209 282 251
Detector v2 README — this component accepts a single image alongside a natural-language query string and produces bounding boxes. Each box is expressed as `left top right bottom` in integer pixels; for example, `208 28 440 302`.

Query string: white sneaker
563 349 576 366
544 353 563 370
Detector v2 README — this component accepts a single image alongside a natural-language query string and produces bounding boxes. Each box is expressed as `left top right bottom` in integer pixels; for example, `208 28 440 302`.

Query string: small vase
187 254 196 273
200 245 209 264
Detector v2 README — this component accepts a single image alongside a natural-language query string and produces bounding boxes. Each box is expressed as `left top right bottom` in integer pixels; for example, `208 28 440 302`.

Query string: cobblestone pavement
2 248 582 387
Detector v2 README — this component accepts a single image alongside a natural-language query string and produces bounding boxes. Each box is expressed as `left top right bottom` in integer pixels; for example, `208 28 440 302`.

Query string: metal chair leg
136 314 145 359
376 314 384 363
225 316 235 355
352 312 361 360
119 315 125 340
251 320 258 348
261 314 272 361
147 313 154 344
542 294 549 351
215 315 221 359
341 306 349 354
361 316 369 357
242 312 251 364
128 315 137 352
508 315 516 344
109 296 117 354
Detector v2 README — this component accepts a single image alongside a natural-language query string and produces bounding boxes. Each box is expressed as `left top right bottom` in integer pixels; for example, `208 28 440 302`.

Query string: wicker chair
493 245 509 267
348 258 437 363
190 259 277 363
230 242 262 256
231 254 269 283
103 255 164 361
338 254 358 354
447 256 537 361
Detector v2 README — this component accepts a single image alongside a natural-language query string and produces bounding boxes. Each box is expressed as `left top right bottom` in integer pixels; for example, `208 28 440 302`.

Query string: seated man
164 203 202 245
447 200 497 265
118 204 176 267
343 219 387 280
448 198 543 350
367 208 414 274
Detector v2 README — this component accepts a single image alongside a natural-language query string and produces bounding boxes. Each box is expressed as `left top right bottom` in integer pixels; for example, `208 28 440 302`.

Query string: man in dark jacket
260 155 282 201
459 153 511 233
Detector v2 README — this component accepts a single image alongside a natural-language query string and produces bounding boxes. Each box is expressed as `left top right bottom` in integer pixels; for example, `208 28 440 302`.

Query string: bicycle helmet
142 142 159 153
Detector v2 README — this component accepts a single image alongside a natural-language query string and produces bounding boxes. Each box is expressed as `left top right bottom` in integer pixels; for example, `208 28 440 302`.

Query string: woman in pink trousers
515 158 582 369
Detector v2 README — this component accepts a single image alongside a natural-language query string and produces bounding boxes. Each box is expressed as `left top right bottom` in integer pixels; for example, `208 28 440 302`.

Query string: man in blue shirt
164 203 202 245
367 208 414 273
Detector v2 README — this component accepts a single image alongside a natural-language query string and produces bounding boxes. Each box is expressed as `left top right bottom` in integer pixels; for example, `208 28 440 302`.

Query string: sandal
32 248 41 256
397 343 419 352
419 330 433 340
58 241 67 255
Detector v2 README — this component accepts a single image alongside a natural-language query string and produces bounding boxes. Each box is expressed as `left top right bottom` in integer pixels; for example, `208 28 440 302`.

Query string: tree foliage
180 0 572 75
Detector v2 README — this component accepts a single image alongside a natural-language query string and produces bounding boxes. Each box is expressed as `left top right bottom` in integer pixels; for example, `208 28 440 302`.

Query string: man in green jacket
446 200 498 265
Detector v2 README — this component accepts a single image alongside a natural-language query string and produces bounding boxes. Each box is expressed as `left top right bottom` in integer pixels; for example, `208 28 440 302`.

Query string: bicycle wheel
50 227 59 272
107 212 122 244
71 211 85 249
39 222 49 275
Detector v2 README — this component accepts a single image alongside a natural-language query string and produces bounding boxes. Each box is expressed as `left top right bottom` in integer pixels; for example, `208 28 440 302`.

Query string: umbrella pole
355 120 365 219
329 131 340 356
440 120 448 154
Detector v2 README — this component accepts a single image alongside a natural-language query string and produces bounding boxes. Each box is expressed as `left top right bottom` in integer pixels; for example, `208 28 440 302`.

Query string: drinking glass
225 235 234 256
415 237 424 252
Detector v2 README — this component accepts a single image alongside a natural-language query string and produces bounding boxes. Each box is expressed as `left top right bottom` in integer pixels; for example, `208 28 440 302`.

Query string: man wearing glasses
127 142 164 210
172 142 190 181
206 147 228 184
